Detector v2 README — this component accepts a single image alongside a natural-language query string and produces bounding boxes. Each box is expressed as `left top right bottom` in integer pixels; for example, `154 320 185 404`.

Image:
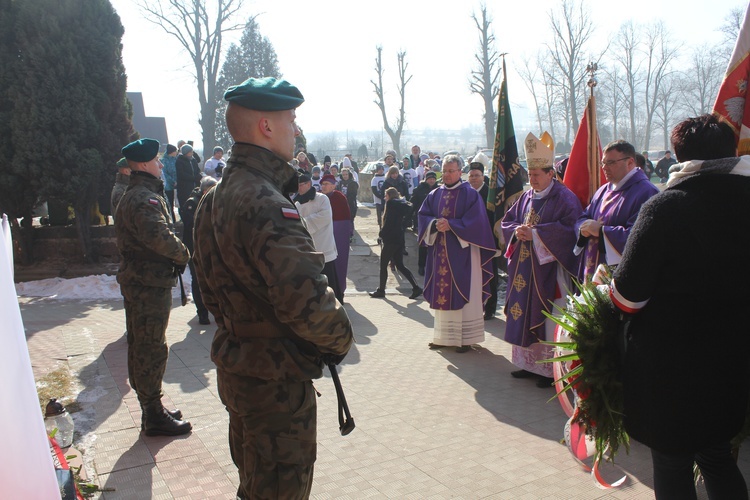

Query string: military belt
225 319 287 339
122 250 173 264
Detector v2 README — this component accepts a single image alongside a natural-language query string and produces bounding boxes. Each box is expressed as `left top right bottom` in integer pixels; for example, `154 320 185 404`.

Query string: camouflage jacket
110 172 130 215
193 143 354 381
115 171 190 288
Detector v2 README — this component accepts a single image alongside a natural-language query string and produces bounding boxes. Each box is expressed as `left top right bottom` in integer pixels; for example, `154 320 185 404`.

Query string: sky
110 0 742 149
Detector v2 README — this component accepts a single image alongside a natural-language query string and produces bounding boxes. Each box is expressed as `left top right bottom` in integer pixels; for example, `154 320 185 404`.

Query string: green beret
224 77 304 111
122 138 160 162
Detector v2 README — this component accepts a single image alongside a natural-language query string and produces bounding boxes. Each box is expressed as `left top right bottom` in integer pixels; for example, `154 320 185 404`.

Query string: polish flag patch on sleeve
148 198 160 206
281 207 300 220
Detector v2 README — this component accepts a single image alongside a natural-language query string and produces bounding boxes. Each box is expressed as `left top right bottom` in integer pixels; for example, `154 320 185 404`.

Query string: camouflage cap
116 157 128 168
224 77 304 111
122 138 159 162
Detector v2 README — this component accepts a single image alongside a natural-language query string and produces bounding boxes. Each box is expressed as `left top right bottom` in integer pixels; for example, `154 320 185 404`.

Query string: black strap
327 361 355 436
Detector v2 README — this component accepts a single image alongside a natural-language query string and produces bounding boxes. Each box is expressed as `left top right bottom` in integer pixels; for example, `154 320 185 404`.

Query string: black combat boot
141 406 183 430
142 402 192 436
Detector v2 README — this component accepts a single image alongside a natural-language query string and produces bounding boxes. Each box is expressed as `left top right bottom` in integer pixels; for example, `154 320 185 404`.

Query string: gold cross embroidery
437 295 447 306
512 274 527 292
519 243 530 262
510 302 523 320
524 207 540 226
438 266 448 276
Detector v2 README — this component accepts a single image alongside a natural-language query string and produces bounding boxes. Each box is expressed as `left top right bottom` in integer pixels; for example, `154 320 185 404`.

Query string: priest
501 133 582 387
574 140 659 283
418 154 496 353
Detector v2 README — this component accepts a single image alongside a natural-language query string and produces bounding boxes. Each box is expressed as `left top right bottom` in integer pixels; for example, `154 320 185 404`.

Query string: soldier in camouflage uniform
192 77 354 499
110 157 130 219
115 138 193 437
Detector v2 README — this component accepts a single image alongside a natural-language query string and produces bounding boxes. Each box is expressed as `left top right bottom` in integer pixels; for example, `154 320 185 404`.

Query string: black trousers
650 442 747 500
323 260 342 303
188 259 208 319
379 241 419 291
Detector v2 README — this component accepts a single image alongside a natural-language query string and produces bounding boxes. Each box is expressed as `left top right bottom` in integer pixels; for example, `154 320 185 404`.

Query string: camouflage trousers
218 370 317 499
121 285 172 407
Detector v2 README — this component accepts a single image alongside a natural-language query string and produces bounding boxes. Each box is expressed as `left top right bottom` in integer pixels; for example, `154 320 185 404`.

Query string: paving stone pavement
20 204 750 499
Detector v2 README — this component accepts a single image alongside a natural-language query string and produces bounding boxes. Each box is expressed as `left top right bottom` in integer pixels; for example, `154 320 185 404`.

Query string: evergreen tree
0 0 42 263
8 0 132 262
214 17 281 150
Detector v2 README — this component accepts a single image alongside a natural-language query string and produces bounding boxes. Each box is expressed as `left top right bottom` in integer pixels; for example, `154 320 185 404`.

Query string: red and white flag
563 94 603 208
714 4 750 155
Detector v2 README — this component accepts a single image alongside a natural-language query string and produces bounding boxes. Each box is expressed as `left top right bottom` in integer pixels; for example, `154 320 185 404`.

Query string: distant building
126 92 168 147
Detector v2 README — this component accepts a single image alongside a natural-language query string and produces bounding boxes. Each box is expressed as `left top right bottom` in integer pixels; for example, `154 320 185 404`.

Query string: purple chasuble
501 181 581 347
332 219 352 295
418 181 496 310
575 168 658 283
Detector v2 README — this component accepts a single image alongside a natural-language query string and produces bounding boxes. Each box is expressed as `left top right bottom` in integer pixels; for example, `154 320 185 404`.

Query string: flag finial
586 62 598 95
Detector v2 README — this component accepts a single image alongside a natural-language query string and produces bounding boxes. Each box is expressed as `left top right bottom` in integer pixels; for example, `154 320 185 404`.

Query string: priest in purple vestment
574 140 659 283
501 133 582 388
418 154 496 353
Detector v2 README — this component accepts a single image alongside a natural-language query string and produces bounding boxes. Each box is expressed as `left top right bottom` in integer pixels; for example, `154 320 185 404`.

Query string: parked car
361 161 385 175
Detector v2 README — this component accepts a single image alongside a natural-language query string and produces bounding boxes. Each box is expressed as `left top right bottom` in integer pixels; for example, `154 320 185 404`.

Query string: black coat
383 175 409 199
176 154 202 207
613 168 750 453
379 198 411 245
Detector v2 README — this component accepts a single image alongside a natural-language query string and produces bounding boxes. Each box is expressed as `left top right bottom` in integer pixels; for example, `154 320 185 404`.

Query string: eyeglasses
600 157 631 167
442 169 461 174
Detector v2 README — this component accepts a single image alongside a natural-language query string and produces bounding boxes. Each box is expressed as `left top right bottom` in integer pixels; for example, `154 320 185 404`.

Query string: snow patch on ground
15 270 192 300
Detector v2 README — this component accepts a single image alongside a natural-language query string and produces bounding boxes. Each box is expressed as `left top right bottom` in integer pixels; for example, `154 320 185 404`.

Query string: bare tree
720 5 744 46
612 21 642 144
599 64 626 142
679 45 726 116
546 0 596 144
654 73 680 150
541 55 567 148
517 55 545 133
641 21 677 150
138 0 244 156
468 4 501 147
371 46 412 158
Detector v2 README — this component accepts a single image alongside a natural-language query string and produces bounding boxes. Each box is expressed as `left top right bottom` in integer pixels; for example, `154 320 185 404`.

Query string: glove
320 352 347 366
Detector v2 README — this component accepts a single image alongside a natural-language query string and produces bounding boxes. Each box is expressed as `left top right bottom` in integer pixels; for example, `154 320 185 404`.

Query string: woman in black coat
369 187 422 300
382 165 409 199
611 115 750 499
337 168 359 221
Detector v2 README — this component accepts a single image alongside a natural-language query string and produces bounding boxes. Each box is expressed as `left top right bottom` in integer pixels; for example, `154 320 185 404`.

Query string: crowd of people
110 73 749 499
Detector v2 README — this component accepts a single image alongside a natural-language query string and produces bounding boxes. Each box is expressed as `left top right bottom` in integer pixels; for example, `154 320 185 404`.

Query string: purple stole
418 182 495 311
575 169 658 283
501 182 581 347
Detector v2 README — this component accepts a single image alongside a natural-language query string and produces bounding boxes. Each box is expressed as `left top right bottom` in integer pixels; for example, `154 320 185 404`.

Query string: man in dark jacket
180 176 218 325
411 171 439 275
654 150 677 183
175 144 202 210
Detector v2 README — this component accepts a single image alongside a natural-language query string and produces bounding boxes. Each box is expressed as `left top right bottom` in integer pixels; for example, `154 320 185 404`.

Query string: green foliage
0 0 133 259
542 281 629 463
214 16 281 150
